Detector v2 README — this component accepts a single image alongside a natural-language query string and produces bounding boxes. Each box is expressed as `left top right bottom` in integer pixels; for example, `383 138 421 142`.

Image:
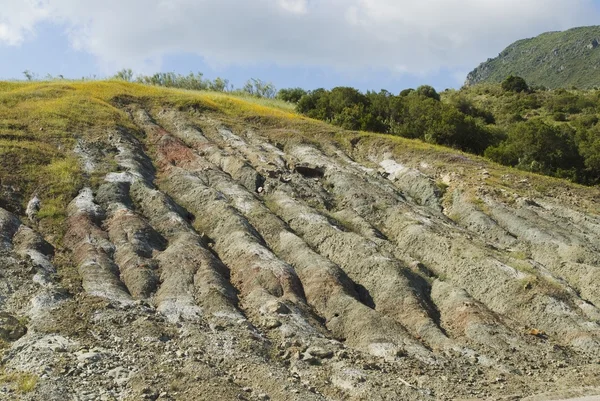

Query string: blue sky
1 0 599 92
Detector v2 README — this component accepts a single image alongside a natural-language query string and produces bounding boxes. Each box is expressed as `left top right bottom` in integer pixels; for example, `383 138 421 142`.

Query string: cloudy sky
1 0 599 91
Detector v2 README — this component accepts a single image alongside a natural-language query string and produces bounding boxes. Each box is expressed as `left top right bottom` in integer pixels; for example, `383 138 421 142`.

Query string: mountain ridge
465 26 600 89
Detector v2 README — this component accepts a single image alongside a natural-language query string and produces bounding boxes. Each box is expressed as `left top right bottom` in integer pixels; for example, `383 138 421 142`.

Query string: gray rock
306 347 333 359
26 195 41 222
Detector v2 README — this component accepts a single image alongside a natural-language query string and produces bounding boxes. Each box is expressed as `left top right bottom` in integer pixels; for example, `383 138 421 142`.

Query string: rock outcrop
1 100 599 400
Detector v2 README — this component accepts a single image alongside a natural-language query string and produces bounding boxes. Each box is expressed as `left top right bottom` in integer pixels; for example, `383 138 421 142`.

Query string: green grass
509 259 537 275
435 181 449 197
0 370 38 393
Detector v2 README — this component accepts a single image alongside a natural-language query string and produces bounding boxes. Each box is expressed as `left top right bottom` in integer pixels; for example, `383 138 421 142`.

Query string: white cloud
278 0 309 14
0 0 598 76
0 0 50 45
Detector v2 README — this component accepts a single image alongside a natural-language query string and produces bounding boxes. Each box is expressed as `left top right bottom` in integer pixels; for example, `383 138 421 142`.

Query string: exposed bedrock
480 196 600 307
64 188 133 304
6 94 600 399
267 188 449 349
197 167 432 360
145 108 600 358
382 201 600 353
96 182 163 299
0 207 21 251
131 178 242 322
148 109 438 359
160 169 324 339
101 124 241 323
266 140 600 354
133 109 327 342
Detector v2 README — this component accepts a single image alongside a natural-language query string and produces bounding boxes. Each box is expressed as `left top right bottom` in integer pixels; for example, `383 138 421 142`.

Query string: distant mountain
465 26 600 89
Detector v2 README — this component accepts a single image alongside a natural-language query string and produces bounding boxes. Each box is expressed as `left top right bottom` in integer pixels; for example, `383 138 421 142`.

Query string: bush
113 68 134 82
575 125 600 183
546 92 582 113
332 104 380 131
422 107 496 154
553 112 567 122
293 81 597 184
296 89 329 120
575 114 599 128
296 87 369 123
502 75 529 93
416 85 441 101
452 96 495 124
243 78 276 98
485 120 582 177
276 88 307 103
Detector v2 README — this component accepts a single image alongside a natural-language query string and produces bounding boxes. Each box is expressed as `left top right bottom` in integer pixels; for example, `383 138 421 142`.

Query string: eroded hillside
0 82 599 400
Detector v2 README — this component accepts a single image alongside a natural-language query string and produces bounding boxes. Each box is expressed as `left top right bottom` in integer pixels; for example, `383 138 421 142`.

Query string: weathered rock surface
1 103 600 400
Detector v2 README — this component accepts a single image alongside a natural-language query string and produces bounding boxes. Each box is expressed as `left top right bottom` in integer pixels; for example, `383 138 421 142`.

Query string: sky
1 0 600 92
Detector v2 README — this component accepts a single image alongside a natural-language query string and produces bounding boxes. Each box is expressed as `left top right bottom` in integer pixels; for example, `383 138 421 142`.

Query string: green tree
209 77 229 92
277 88 307 103
485 120 582 178
296 88 329 120
114 68 134 82
575 125 600 183
22 70 35 81
328 87 369 117
501 75 529 93
451 95 496 124
416 85 441 101
243 78 276 98
365 90 397 133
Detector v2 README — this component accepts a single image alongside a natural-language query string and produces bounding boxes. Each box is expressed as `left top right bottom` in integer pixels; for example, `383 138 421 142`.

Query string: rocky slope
465 26 600 89
0 82 599 400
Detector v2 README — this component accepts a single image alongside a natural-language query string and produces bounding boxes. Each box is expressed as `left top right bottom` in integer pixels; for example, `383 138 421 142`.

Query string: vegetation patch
0 370 38 393
287 79 600 185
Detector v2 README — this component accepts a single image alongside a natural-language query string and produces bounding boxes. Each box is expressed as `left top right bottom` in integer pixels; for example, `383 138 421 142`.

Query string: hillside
1 81 600 400
465 26 600 89
291 84 600 185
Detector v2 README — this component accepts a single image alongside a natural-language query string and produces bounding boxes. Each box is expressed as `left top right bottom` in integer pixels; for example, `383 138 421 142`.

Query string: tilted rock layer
1 95 600 400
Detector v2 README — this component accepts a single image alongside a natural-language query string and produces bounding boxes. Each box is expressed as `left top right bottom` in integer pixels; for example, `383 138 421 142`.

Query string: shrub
576 125 600 183
546 92 582 113
485 120 582 177
502 75 529 93
452 96 495 124
296 89 329 120
416 85 441 101
276 88 307 103
575 114 599 128
553 112 567 122
113 68 134 82
243 78 276 98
